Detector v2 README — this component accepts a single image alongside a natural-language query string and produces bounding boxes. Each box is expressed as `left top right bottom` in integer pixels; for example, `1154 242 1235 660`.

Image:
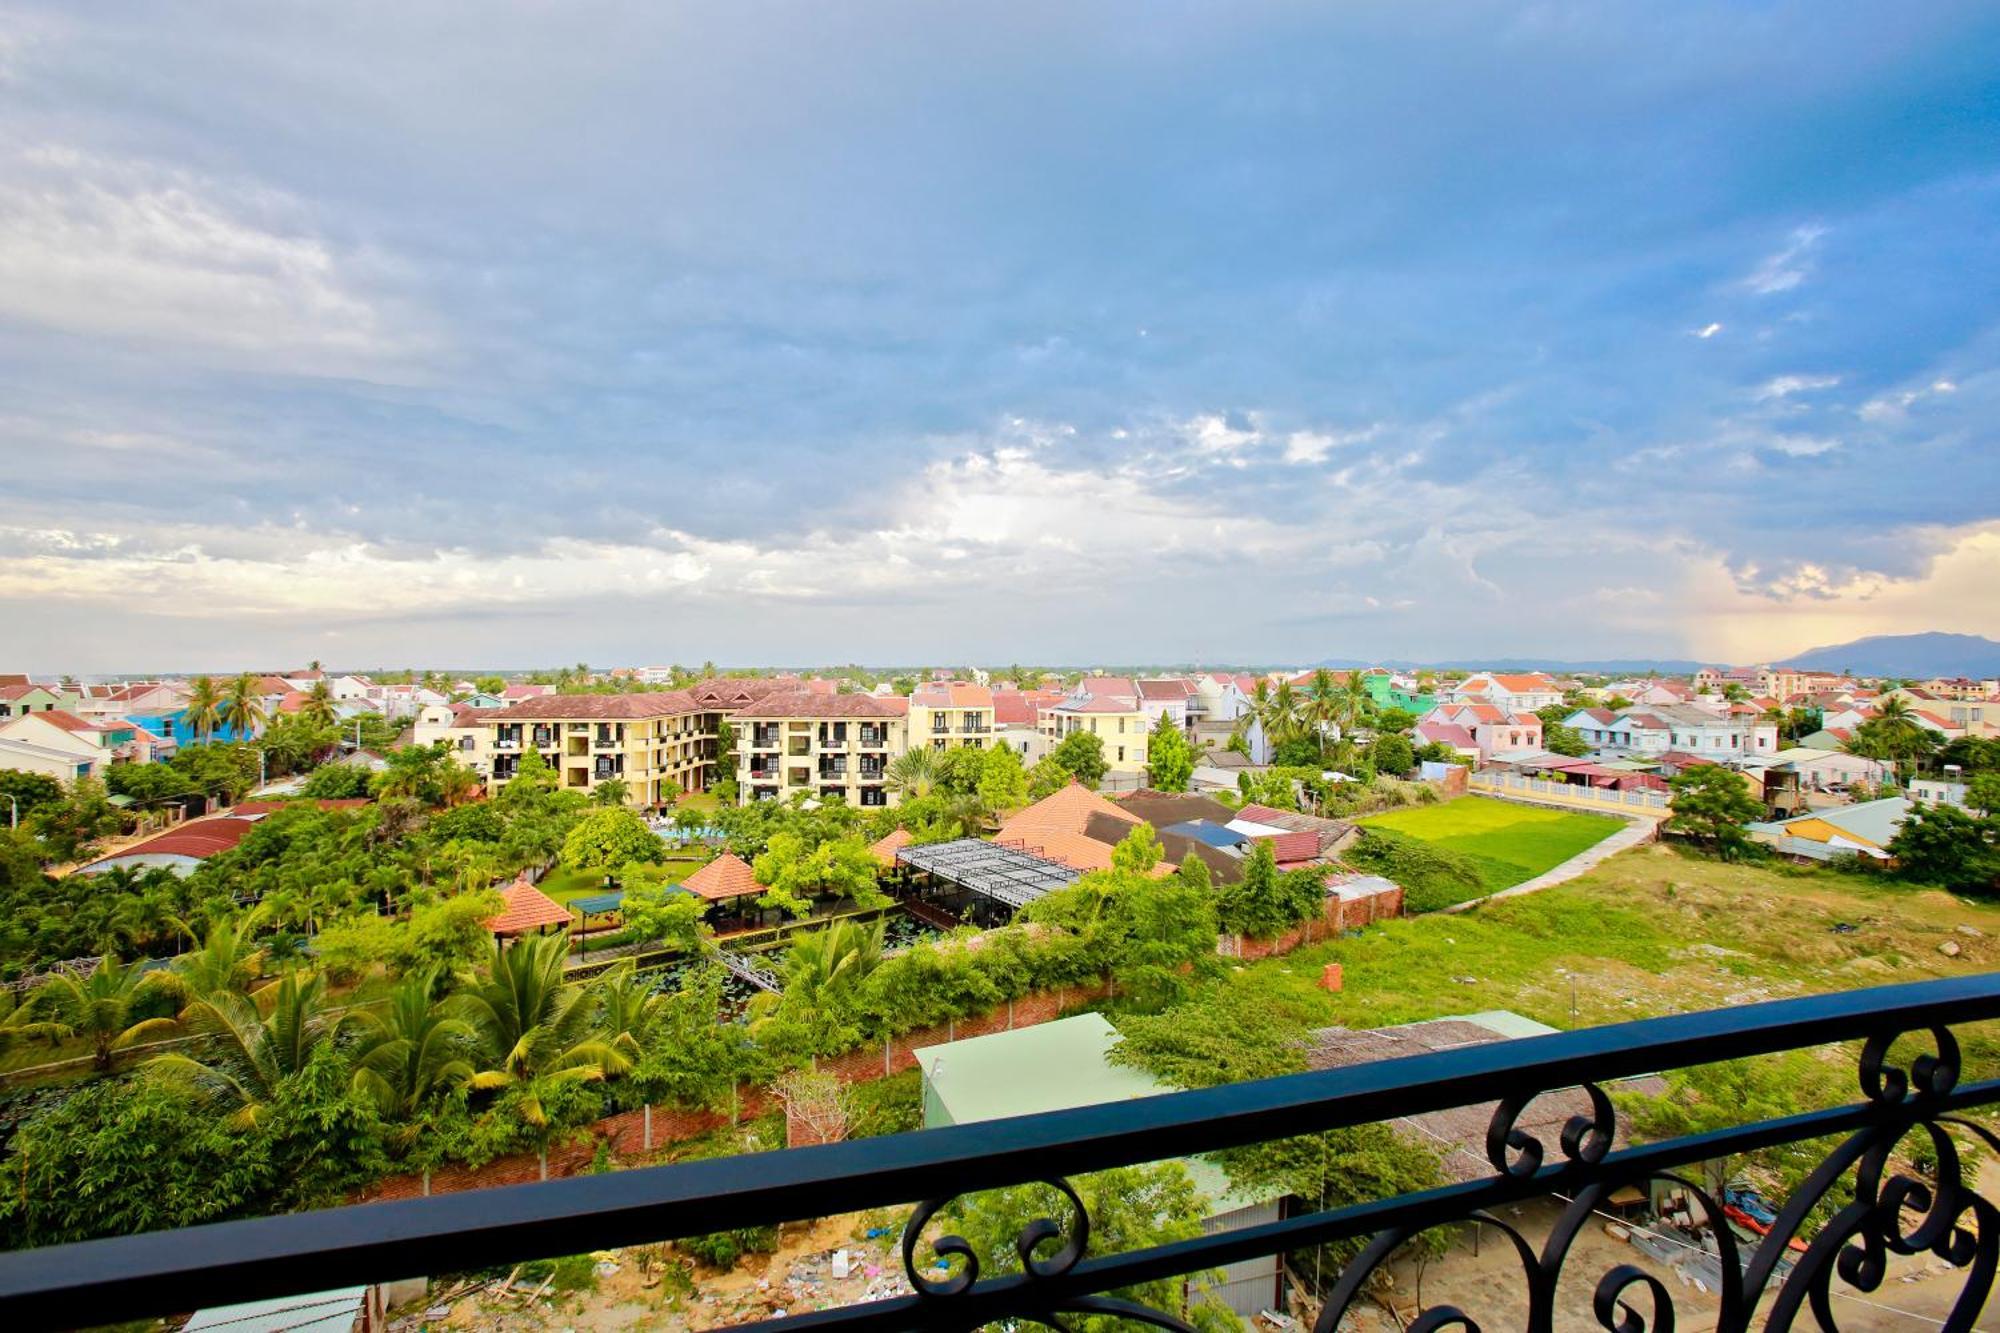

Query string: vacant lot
1240 843 2000 1071
1358 795 1623 892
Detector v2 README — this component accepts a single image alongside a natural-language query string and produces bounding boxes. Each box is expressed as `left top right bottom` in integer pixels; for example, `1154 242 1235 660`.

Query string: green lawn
537 859 700 906
1358 795 1623 893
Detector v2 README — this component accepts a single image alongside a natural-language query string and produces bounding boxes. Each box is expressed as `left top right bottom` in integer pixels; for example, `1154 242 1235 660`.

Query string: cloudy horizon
2 3 1997 675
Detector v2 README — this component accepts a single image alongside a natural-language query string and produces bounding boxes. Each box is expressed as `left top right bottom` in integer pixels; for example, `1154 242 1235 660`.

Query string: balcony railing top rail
3 975 1998 1331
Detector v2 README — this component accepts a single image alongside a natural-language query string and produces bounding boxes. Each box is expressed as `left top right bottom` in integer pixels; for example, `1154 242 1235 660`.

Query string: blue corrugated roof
1163 819 1248 850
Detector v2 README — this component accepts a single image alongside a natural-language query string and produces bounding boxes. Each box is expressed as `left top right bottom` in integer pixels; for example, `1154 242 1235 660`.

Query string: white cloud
1283 424 1379 465
1858 377 1960 422
1742 224 1825 296
0 142 432 374
1752 373 1839 401
1764 434 1840 458
1691 322 1723 339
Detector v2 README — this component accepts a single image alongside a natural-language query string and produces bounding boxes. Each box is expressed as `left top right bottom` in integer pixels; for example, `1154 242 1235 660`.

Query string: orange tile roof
997 781 1140 842
1000 827 1120 873
485 875 573 935
682 852 766 901
868 827 913 868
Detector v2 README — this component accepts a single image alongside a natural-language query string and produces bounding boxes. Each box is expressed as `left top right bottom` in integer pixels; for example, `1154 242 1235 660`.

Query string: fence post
643 1103 653 1153
1007 997 1015 1030
884 1039 892 1076
422 1168 430 1198
947 1016 955 1042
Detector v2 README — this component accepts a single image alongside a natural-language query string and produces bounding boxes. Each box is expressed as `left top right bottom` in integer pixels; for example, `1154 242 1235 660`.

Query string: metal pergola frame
895 837 1079 909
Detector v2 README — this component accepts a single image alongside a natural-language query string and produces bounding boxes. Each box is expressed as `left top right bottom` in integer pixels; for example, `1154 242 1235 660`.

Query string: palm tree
149 971 334 1128
437 760 480 808
595 964 666 1066
347 970 475 1119
173 908 268 996
770 918 884 1021
1340 671 1372 733
219 672 267 740
590 777 631 807
301 679 337 729
1303 669 1341 759
183 675 222 744
37 956 185 1072
455 934 629 1179
885 747 940 800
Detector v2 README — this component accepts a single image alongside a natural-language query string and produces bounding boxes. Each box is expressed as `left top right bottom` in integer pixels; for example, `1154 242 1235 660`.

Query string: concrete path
1441 817 1658 914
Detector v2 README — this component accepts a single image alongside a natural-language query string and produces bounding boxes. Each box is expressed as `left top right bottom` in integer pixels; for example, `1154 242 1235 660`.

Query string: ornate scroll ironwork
5 976 2000 1332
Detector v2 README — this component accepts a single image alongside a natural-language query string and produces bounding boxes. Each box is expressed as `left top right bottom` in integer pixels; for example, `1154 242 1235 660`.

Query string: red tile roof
911 682 995 708
487 691 710 721
1136 678 1196 700
1260 830 1321 865
730 691 906 719
232 799 372 815
682 852 766 901
80 816 261 868
31 709 111 734
485 875 574 935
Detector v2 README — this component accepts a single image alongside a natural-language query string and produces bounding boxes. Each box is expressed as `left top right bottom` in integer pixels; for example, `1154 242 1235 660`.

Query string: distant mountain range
1780 632 2000 679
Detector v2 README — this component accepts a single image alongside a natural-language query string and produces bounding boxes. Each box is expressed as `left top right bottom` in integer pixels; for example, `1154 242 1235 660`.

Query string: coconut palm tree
149 971 333 1128
172 908 268 997
1340 671 1373 733
301 678 337 729
37 956 185 1072
595 964 666 1066
885 746 940 800
455 934 629 1179
347 970 475 1119
1303 669 1341 758
219 672 267 740
183 675 223 744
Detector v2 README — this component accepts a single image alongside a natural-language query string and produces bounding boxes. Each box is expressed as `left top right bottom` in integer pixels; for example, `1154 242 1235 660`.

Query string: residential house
0 709 159 770
1134 677 1196 729
1748 797 1913 862
1561 703 1776 760
1418 702 1543 760
1439 671 1565 712
990 686 1060 763
1040 690 1151 783
734 691 908 807
1190 673 1257 726
1923 677 2000 702
1909 778 1973 809
0 736 98 785
908 682 995 752
0 683 65 719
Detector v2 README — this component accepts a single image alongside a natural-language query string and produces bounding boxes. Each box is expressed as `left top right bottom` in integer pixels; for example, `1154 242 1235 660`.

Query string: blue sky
1 2 1997 672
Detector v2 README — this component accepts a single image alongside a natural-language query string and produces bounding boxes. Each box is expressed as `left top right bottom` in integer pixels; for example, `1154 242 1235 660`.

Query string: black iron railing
2 976 1998 1331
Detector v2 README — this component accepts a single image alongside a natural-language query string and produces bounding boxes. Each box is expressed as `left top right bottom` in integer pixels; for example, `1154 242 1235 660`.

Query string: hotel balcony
5 977 1996 1333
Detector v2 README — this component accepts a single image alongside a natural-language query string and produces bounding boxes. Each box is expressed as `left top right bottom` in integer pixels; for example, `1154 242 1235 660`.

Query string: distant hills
1781 632 2000 679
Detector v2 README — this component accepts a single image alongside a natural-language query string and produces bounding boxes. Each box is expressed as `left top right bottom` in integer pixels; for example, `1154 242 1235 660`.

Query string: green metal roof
913 1014 1265 1210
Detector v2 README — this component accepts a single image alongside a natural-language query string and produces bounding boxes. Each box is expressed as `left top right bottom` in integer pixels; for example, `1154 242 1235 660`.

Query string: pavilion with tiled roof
681 852 767 902
485 874 573 936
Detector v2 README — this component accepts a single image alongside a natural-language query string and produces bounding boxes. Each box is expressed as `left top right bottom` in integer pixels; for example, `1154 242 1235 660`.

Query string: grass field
1358 795 1623 892
1183 842 2000 1080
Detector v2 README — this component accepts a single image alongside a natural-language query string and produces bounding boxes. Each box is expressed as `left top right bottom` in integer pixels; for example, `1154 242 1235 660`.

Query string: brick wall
354 982 1105 1203
1219 879 1403 962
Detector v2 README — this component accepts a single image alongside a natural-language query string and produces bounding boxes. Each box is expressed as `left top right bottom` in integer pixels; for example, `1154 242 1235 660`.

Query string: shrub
679 1225 780 1269
1345 828 1487 912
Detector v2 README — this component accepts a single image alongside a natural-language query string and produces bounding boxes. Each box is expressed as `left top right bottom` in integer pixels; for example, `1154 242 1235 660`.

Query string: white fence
1470 772 1669 813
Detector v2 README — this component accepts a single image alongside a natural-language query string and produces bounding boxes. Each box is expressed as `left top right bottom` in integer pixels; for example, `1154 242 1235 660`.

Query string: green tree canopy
1049 730 1109 789
1666 765 1764 860
1145 715 1195 792
561 806 665 870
